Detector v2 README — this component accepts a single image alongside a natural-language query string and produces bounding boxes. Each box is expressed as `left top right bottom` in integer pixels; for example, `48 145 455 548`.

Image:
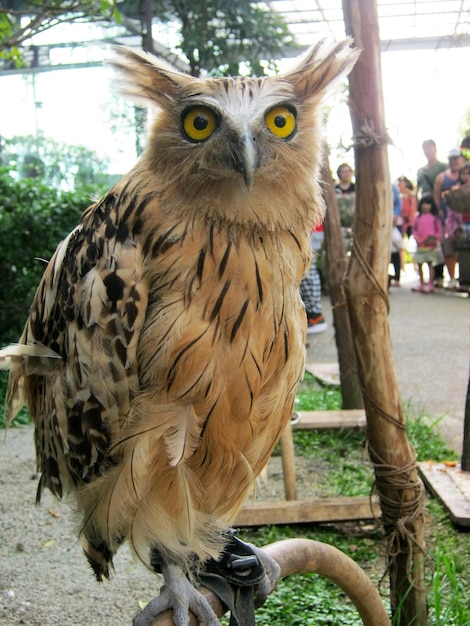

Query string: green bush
0 169 104 344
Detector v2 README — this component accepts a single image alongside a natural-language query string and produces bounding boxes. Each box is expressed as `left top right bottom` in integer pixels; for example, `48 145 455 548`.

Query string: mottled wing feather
8 190 148 498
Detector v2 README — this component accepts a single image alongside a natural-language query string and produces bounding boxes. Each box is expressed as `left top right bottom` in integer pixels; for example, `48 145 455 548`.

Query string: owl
1 41 357 625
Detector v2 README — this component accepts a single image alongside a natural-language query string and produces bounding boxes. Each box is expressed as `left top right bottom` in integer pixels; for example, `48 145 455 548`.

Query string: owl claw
133 563 220 626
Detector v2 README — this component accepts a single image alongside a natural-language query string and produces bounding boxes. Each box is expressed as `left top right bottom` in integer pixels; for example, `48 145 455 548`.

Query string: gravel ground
0 427 159 626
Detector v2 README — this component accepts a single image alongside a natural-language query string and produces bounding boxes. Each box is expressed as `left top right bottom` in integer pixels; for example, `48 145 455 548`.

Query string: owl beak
234 132 257 191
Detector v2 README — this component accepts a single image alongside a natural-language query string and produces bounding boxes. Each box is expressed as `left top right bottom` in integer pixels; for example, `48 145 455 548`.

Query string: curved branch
148 538 391 626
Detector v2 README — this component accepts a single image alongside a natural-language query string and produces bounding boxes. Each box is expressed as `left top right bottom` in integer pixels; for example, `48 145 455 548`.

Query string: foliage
426 499 470 625
406 413 460 463
0 0 120 60
0 168 102 346
2 133 111 190
149 0 296 77
295 375 342 412
1 0 295 76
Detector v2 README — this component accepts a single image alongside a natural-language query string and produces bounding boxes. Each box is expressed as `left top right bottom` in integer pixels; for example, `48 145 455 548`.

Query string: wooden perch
147 538 390 626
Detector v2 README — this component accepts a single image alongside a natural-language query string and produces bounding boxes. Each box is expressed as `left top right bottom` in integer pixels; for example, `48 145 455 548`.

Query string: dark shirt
335 182 355 194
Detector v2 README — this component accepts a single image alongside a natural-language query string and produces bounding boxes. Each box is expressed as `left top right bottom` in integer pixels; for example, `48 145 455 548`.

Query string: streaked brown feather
1 40 358 581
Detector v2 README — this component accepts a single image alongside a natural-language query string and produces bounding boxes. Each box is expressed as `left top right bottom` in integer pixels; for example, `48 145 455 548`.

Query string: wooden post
321 149 364 410
341 1 427 624
280 424 298 500
462 356 470 471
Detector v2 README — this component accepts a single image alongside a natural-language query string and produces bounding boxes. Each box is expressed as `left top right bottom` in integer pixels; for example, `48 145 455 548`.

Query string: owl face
161 76 300 191
112 42 358 228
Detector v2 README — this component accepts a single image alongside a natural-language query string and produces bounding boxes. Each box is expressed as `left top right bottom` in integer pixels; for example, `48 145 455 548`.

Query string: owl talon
133 563 221 626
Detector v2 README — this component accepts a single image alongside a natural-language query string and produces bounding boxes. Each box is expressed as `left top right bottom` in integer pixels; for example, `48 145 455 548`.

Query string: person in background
460 135 470 161
398 175 417 274
300 223 327 334
417 140 447 197
455 163 470 237
412 195 443 293
434 149 466 289
417 139 447 286
335 163 355 194
390 183 403 286
398 176 417 237
459 163 470 186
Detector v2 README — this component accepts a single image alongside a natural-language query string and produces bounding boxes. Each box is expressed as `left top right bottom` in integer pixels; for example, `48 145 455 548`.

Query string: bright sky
0 45 468 181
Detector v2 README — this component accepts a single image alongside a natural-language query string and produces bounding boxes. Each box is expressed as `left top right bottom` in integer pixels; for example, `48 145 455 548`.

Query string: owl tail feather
82 537 115 581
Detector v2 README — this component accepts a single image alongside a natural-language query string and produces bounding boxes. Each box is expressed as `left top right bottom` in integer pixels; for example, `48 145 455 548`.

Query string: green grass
220 523 384 626
406 412 460 463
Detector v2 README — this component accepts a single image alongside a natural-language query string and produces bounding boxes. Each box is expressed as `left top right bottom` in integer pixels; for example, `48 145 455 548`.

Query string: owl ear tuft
283 39 359 102
109 46 198 108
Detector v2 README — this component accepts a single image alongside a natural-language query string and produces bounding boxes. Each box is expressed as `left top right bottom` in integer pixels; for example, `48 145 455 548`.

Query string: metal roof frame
267 0 470 51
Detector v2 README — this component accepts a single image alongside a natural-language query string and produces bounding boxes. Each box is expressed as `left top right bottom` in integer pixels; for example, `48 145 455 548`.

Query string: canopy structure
267 0 470 52
1 0 469 75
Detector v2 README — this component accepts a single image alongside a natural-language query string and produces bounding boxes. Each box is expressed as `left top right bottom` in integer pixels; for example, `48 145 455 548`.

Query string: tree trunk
141 0 155 54
341 1 427 624
321 149 363 409
462 356 470 470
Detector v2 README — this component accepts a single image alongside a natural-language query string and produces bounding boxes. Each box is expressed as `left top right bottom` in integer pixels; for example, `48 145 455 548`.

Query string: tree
0 168 96 344
0 0 119 64
342 1 426 623
1 0 295 77
1 133 111 189
120 0 296 76
160 0 294 76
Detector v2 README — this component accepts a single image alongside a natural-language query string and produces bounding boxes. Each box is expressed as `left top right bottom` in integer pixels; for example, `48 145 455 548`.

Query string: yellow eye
182 107 219 142
265 106 296 139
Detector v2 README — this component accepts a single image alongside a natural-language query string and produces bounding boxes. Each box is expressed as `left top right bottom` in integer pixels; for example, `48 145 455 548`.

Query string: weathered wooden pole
462 355 470 470
341 1 427 624
321 148 363 410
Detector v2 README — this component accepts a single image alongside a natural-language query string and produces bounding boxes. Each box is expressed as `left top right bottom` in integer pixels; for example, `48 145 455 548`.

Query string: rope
361 387 406 430
351 119 392 149
347 237 390 314
367 442 427 591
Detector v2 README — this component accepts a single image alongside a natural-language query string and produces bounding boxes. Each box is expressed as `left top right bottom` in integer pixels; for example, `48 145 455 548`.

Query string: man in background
417 139 447 286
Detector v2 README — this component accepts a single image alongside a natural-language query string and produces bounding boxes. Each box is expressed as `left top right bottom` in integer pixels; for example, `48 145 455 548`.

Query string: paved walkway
306 266 470 455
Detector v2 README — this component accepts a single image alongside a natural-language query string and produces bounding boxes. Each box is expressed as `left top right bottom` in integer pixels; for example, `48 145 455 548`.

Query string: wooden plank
292 409 366 430
235 496 380 526
305 362 340 386
418 462 470 527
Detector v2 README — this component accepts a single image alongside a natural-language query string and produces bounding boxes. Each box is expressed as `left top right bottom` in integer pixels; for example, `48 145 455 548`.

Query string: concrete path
306 266 470 454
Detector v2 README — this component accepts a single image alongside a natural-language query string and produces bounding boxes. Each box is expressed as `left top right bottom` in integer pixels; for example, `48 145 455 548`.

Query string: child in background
398 176 417 237
412 195 443 293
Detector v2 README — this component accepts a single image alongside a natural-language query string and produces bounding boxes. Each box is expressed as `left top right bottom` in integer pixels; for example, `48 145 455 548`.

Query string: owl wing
2 191 148 500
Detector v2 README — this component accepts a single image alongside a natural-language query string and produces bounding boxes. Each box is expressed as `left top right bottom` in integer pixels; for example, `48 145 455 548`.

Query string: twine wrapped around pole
341 0 427 624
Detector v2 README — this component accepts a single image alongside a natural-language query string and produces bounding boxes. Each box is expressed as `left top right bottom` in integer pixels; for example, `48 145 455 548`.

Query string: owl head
112 41 358 231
